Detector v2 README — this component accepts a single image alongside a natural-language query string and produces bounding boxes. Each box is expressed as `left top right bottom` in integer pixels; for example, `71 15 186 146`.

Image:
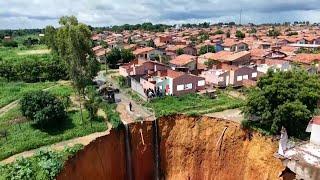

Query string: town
1 3 320 180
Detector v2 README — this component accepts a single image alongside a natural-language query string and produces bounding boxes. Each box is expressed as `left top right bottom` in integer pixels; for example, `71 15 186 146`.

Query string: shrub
0 57 68 82
20 91 66 128
2 41 18 48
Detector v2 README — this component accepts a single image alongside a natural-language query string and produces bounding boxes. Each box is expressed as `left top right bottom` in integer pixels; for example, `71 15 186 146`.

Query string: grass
0 109 107 161
144 93 244 117
0 45 52 63
0 80 56 108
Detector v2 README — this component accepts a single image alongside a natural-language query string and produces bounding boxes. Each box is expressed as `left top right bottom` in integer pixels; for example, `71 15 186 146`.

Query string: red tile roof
291 54 320 64
133 47 155 55
170 54 196 66
311 116 320 125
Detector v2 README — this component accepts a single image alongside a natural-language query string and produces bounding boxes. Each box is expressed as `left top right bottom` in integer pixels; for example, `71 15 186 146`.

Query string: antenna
239 9 242 25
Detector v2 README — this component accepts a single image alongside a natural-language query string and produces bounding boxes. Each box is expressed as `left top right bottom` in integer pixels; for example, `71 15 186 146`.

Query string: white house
306 116 320 145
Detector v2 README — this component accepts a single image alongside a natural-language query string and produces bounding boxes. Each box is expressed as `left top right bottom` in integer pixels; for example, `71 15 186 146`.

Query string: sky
1 0 320 29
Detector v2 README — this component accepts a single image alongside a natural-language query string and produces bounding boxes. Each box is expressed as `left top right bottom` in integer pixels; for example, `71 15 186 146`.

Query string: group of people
144 87 163 99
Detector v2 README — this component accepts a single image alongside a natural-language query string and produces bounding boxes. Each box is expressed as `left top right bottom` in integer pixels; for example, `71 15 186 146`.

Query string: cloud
0 0 320 29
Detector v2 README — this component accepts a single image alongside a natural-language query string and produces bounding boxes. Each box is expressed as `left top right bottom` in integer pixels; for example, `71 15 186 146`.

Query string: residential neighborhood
1 1 320 180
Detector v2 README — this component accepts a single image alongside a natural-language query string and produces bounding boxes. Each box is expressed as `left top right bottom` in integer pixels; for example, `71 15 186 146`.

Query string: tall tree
242 68 320 139
46 16 99 123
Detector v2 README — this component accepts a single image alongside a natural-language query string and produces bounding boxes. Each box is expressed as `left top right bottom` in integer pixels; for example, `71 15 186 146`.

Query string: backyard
144 92 244 117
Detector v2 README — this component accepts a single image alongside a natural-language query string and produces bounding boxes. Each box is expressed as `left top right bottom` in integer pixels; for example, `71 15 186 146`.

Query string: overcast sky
1 0 320 29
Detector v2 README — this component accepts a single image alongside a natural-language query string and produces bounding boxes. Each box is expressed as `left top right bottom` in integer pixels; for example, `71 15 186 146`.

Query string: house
222 39 249 52
138 69 205 96
3 36 12 42
165 45 197 58
119 59 168 77
289 53 320 66
219 51 251 67
306 116 320 145
198 51 232 64
257 59 291 73
92 46 108 63
132 47 163 61
200 69 227 85
218 66 260 87
169 54 197 72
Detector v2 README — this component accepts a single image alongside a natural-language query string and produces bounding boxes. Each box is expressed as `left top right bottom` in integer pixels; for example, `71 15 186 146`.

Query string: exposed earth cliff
57 115 284 180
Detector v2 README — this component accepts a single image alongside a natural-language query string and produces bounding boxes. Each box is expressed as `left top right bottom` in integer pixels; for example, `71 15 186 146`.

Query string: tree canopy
20 91 66 129
199 45 215 55
242 69 320 139
235 30 245 39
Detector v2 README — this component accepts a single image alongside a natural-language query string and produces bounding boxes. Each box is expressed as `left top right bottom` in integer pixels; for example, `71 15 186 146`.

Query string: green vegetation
242 69 320 139
0 108 106 161
199 45 215 55
100 102 122 129
296 47 320 54
144 93 244 117
20 91 67 129
176 48 184 55
107 22 172 33
287 31 298 36
0 144 83 180
106 48 135 68
267 28 281 37
0 80 55 108
235 30 245 39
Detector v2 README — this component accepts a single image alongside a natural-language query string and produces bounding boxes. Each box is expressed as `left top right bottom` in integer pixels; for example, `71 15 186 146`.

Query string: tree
147 39 155 48
84 86 102 127
199 45 215 55
242 69 320 139
20 91 66 129
106 48 121 68
267 28 281 37
214 29 224 35
226 31 231 38
46 16 99 123
176 48 184 55
127 36 133 44
235 30 245 39
121 49 135 63
44 26 58 52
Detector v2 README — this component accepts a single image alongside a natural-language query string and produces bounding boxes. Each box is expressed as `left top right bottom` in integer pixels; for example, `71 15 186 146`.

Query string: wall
57 130 127 180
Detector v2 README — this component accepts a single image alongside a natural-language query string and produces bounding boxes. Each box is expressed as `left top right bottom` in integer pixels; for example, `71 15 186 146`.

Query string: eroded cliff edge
57 115 284 180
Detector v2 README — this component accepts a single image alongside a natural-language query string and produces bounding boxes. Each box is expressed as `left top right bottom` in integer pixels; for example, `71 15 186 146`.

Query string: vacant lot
0 80 55 108
144 93 244 117
0 45 52 63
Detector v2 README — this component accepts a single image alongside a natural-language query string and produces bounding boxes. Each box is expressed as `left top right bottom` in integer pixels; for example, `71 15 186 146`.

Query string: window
198 80 205 86
243 75 248 80
237 76 243 81
185 83 193 90
252 72 257 78
177 85 184 91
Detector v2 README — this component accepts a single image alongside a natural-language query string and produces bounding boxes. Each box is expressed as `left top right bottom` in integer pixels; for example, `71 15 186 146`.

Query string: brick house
169 54 197 72
119 59 168 77
138 69 205 96
218 66 260 87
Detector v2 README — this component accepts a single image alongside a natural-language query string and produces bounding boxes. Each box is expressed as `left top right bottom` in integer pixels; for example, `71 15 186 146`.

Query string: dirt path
97 71 155 124
205 108 244 123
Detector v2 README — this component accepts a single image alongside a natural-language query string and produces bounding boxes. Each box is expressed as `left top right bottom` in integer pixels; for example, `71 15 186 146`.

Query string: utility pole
239 9 242 25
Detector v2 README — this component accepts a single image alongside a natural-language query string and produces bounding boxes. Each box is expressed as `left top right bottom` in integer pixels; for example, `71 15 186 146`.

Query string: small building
169 54 197 72
307 116 320 145
133 47 163 61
